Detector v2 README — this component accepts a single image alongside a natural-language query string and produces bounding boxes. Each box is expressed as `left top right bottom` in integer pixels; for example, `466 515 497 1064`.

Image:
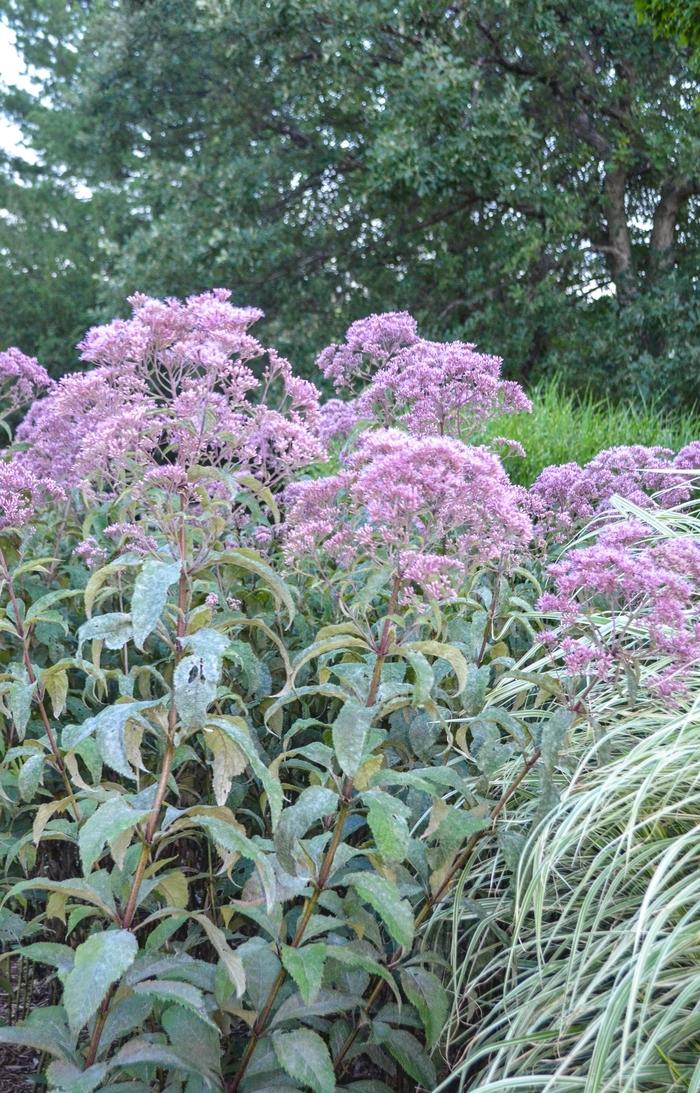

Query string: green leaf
401 640 468 695
45 1060 109 1093
275 786 338 875
64 700 157 779
18 753 45 801
287 635 369 689
400 966 448 1047
63 929 138 1034
25 589 81 625
193 815 276 913
280 943 327 1004
343 872 414 950
112 1038 213 1083
132 558 181 649
332 699 375 779
7 680 35 741
132 979 217 1029
272 1027 335 1093
216 548 295 624
191 911 246 998
363 791 411 862
174 652 220 730
18 942 75 975
0 1023 68 1060
206 716 284 829
79 795 149 874
374 1025 436 1089
77 613 132 655
324 944 401 1005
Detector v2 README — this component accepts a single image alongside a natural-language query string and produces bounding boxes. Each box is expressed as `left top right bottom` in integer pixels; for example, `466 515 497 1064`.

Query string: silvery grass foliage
439 504 700 1092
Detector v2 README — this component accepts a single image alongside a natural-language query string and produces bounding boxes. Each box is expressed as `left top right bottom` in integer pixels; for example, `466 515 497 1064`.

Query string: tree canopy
1 0 699 402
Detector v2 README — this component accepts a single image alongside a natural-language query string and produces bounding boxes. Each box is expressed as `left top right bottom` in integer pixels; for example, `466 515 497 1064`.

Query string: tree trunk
603 167 635 305
649 178 695 276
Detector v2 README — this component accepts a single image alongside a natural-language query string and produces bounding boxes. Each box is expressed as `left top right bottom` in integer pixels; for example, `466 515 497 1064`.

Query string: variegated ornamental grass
0 299 698 1092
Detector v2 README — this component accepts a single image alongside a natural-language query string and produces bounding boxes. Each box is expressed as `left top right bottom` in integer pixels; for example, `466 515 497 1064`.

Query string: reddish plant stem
227 577 401 1093
85 524 189 1071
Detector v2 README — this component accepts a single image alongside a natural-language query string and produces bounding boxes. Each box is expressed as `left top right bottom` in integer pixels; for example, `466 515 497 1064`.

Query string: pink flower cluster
12 290 325 498
284 428 532 599
539 520 700 695
529 444 699 543
316 312 531 443
0 460 63 531
317 311 419 390
0 348 52 416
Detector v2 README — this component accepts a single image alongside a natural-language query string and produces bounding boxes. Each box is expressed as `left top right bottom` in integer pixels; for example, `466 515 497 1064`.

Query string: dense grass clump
490 379 700 484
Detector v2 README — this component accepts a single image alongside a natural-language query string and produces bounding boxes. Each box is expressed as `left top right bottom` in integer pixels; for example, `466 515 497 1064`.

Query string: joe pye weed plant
0 298 567 1092
0 298 698 1092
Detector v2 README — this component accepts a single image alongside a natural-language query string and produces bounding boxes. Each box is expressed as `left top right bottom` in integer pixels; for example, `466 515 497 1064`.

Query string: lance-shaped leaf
400 966 448 1047
63 700 159 778
280 943 327 1004
332 699 375 779
7 680 35 741
272 1027 335 1093
77 613 132 656
275 786 339 875
216 547 295 624
207 715 283 828
400 640 468 695
343 872 414 951
374 1025 437 1089
79 795 150 874
287 634 370 690
45 1060 109 1093
363 790 411 862
193 814 276 913
63 929 138 1034
132 558 181 649
18 753 45 802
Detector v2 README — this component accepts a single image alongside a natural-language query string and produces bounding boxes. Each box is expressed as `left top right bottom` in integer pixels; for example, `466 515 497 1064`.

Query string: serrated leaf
193 815 276 912
79 795 149 874
46 1060 109 1093
364 790 411 862
375 1025 436 1089
77 613 132 656
132 979 217 1028
280 943 327 1004
217 548 295 624
191 911 246 998
332 699 375 779
402 640 468 695
174 653 220 730
400 966 448 1047
112 1038 213 1084
275 786 338 875
208 716 283 828
344 872 414 950
18 753 45 801
156 869 189 909
63 700 157 779
132 558 181 649
206 726 246 805
272 1027 335 1093
25 588 81 625
7 680 35 741
324 944 401 1004
44 667 69 718
63 929 138 1034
